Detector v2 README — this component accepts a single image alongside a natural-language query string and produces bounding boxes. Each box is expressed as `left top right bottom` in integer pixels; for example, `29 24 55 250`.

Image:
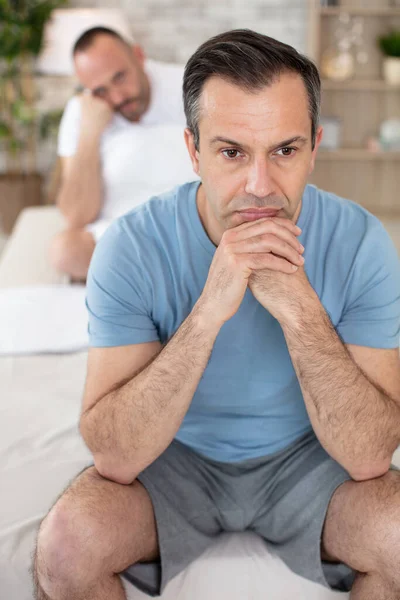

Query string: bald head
73 30 150 123
73 26 130 56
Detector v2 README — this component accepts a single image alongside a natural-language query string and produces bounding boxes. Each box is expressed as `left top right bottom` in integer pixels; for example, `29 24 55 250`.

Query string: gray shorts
121 431 355 596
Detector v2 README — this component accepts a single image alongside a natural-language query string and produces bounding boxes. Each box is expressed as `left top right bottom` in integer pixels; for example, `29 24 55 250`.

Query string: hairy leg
33 466 159 600
322 470 400 599
350 572 400 600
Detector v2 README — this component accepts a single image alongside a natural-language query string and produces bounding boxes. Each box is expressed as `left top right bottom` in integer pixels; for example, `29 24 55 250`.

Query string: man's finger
230 221 304 254
234 216 301 236
239 252 299 274
232 235 304 266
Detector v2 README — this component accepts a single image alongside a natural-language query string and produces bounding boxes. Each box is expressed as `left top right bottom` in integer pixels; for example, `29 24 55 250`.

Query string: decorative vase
321 47 355 82
383 57 400 85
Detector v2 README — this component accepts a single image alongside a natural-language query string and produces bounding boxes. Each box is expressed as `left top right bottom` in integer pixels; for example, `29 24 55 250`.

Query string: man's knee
366 471 400 586
34 467 111 595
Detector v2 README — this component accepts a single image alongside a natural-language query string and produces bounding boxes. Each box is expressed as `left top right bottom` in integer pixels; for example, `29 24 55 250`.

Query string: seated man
51 26 194 280
35 29 400 600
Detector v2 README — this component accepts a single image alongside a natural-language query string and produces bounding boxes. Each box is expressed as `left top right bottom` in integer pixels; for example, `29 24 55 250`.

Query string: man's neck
196 184 221 247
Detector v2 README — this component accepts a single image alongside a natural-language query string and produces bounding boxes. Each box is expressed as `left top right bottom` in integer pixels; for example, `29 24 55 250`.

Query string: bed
1 205 399 599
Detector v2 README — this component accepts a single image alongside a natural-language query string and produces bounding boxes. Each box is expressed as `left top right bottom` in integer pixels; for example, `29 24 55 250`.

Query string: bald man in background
51 26 195 279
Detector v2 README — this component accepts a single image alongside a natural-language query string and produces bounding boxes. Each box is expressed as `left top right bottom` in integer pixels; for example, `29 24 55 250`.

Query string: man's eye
222 149 241 159
276 147 296 157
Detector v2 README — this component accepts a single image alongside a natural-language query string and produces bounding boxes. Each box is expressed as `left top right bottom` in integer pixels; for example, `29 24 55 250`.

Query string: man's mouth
121 101 136 110
119 98 141 112
237 208 281 220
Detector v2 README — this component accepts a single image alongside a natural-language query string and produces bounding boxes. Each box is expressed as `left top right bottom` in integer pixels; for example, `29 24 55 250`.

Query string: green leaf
11 100 37 124
0 120 12 138
0 0 69 59
38 108 63 139
378 31 400 58
8 138 25 155
0 0 69 167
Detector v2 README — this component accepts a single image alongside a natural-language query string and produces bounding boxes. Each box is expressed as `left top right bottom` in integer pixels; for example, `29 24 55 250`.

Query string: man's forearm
80 305 221 484
57 135 103 228
281 300 400 480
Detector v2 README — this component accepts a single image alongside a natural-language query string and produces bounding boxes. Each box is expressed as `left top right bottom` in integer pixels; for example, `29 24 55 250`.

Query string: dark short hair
183 29 321 150
73 26 129 56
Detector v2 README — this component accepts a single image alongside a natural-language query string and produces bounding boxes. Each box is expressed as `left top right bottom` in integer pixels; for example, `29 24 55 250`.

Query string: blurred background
0 0 399 251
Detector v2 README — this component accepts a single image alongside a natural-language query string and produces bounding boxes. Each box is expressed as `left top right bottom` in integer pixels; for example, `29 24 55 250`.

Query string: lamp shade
36 8 134 76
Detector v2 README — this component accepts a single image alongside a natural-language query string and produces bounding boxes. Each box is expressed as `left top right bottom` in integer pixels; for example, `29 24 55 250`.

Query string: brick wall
69 0 309 62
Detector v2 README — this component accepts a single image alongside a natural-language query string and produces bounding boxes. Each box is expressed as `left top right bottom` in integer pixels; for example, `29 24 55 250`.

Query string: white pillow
0 285 88 355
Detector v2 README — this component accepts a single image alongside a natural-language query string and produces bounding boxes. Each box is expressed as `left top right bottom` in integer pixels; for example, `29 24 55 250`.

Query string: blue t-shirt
86 181 400 462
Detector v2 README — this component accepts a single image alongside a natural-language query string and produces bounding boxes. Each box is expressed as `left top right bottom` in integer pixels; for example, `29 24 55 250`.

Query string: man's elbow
60 207 95 229
66 214 93 229
349 458 391 482
79 419 140 485
94 454 139 486
56 193 98 228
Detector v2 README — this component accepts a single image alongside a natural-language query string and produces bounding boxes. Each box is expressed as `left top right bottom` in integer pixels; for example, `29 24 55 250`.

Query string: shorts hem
122 472 191 597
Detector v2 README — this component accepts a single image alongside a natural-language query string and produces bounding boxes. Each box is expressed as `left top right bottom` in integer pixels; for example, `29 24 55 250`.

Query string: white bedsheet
2 350 399 598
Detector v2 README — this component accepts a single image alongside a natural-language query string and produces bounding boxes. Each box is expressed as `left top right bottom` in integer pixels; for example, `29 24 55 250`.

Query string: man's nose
244 157 275 199
109 87 126 108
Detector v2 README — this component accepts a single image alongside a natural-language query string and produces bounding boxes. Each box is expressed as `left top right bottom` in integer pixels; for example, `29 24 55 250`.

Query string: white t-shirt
57 60 197 222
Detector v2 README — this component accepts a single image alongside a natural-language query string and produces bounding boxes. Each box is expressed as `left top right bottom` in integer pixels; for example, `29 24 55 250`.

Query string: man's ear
132 44 145 66
184 128 200 175
309 126 323 175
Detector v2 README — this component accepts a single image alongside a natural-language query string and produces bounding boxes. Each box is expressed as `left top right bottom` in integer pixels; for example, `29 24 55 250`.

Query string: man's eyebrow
93 72 122 95
271 136 308 149
92 85 106 95
112 70 125 82
210 135 308 151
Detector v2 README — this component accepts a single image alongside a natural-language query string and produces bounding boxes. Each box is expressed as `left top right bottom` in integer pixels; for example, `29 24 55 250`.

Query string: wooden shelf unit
307 0 400 215
321 7 400 16
321 78 400 90
318 149 400 160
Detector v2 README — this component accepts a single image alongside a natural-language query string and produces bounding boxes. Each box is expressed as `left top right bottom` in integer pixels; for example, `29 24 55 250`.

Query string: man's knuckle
254 254 269 267
222 229 235 244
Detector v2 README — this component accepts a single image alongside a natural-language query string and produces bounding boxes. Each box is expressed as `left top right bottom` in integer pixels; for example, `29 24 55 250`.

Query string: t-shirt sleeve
86 221 160 347
336 220 400 348
57 96 82 157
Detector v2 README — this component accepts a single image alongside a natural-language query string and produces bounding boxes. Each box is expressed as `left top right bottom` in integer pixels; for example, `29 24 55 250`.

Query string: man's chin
119 110 142 123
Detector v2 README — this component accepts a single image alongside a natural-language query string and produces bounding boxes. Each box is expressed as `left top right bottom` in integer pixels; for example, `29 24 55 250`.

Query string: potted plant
378 30 400 86
0 0 66 233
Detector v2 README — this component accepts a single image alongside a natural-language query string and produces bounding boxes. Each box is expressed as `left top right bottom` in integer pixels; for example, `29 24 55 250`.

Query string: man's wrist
78 128 103 149
280 293 324 333
190 301 224 337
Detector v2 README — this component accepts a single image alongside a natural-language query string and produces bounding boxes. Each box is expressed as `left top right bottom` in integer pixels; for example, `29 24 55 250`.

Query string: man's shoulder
61 95 81 120
305 185 396 279
57 96 83 156
305 184 384 238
